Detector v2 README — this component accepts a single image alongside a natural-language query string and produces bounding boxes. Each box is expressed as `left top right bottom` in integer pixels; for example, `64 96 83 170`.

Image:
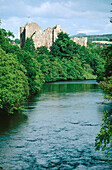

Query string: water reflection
0 111 28 133
42 81 99 94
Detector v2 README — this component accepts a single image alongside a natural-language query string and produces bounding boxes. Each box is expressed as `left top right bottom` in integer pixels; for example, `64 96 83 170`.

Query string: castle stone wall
20 22 65 50
71 37 87 47
20 22 87 49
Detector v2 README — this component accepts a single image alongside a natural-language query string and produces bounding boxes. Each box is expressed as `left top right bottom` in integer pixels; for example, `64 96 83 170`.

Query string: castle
20 22 87 49
70 37 87 47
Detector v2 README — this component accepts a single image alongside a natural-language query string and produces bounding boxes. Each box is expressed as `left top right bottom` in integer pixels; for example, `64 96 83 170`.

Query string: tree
0 28 15 53
37 46 49 55
15 49 45 95
15 38 20 44
50 32 79 60
95 42 112 156
0 47 29 114
23 37 35 54
0 28 14 39
104 46 112 77
95 108 112 157
95 7 112 153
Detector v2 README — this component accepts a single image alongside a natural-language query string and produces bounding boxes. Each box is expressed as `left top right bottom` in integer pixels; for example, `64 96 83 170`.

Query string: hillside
71 34 112 41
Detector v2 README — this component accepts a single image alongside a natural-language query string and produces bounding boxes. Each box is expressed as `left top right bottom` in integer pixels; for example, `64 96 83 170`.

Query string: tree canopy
0 47 29 113
95 45 112 156
23 37 36 54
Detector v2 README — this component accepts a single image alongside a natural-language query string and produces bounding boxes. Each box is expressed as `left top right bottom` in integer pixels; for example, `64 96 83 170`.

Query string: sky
0 0 112 38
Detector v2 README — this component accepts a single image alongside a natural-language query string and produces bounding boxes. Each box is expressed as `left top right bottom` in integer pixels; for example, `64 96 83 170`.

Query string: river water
0 80 112 169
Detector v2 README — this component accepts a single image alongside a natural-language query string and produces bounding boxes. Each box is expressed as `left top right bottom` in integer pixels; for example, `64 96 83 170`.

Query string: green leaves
95 109 112 156
95 45 112 156
23 37 35 54
15 49 45 95
100 76 112 100
50 32 76 60
37 46 49 55
0 47 29 113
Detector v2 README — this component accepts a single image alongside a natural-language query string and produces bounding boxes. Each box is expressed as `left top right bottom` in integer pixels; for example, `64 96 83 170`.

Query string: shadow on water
23 92 42 111
23 80 100 112
42 80 99 93
24 80 104 113
0 110 28 133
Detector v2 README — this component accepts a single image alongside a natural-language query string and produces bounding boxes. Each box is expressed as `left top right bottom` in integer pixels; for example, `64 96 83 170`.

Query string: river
0 80 112 169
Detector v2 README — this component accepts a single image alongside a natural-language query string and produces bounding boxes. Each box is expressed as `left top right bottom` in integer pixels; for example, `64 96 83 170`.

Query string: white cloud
27 1 74 18
0 0 109 19
2 17 27 38
105 23 112 29
27 1 108 19
73 24 77 27
0 0 111 37
77 29 99 34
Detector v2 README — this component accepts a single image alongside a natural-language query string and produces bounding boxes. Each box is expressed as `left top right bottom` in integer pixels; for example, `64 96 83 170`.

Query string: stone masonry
71 37 87 47
20 22 87 49
20 22 65 50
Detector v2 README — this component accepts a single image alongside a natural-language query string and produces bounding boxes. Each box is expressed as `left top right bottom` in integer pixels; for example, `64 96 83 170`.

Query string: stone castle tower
20 22 87 49
20 22 65 50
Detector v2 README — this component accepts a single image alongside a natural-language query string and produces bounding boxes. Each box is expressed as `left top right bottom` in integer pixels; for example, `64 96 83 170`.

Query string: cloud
73 24 77 27
27 1 109 19
105 23 112 29
77 29 99 34
0 0 109 19
27 1 76 18
1 17 27 38
0 0 111 37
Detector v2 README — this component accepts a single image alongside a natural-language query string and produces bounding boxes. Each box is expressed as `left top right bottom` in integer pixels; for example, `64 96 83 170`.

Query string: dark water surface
0 80 112 169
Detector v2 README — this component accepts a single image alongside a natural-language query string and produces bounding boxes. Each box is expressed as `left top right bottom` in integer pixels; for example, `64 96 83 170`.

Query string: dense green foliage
95 109 112 156
37 46 49 55
50 32 104 80
14 38 20 44
99 45 112 99
23 37 36 54
0 47 29 113
15 49 45 95
95 45 112 156
0 28 45 113
95 4 112 153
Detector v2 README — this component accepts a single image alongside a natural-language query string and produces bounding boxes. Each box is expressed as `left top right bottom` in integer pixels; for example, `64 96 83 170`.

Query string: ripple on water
0 81 112 169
